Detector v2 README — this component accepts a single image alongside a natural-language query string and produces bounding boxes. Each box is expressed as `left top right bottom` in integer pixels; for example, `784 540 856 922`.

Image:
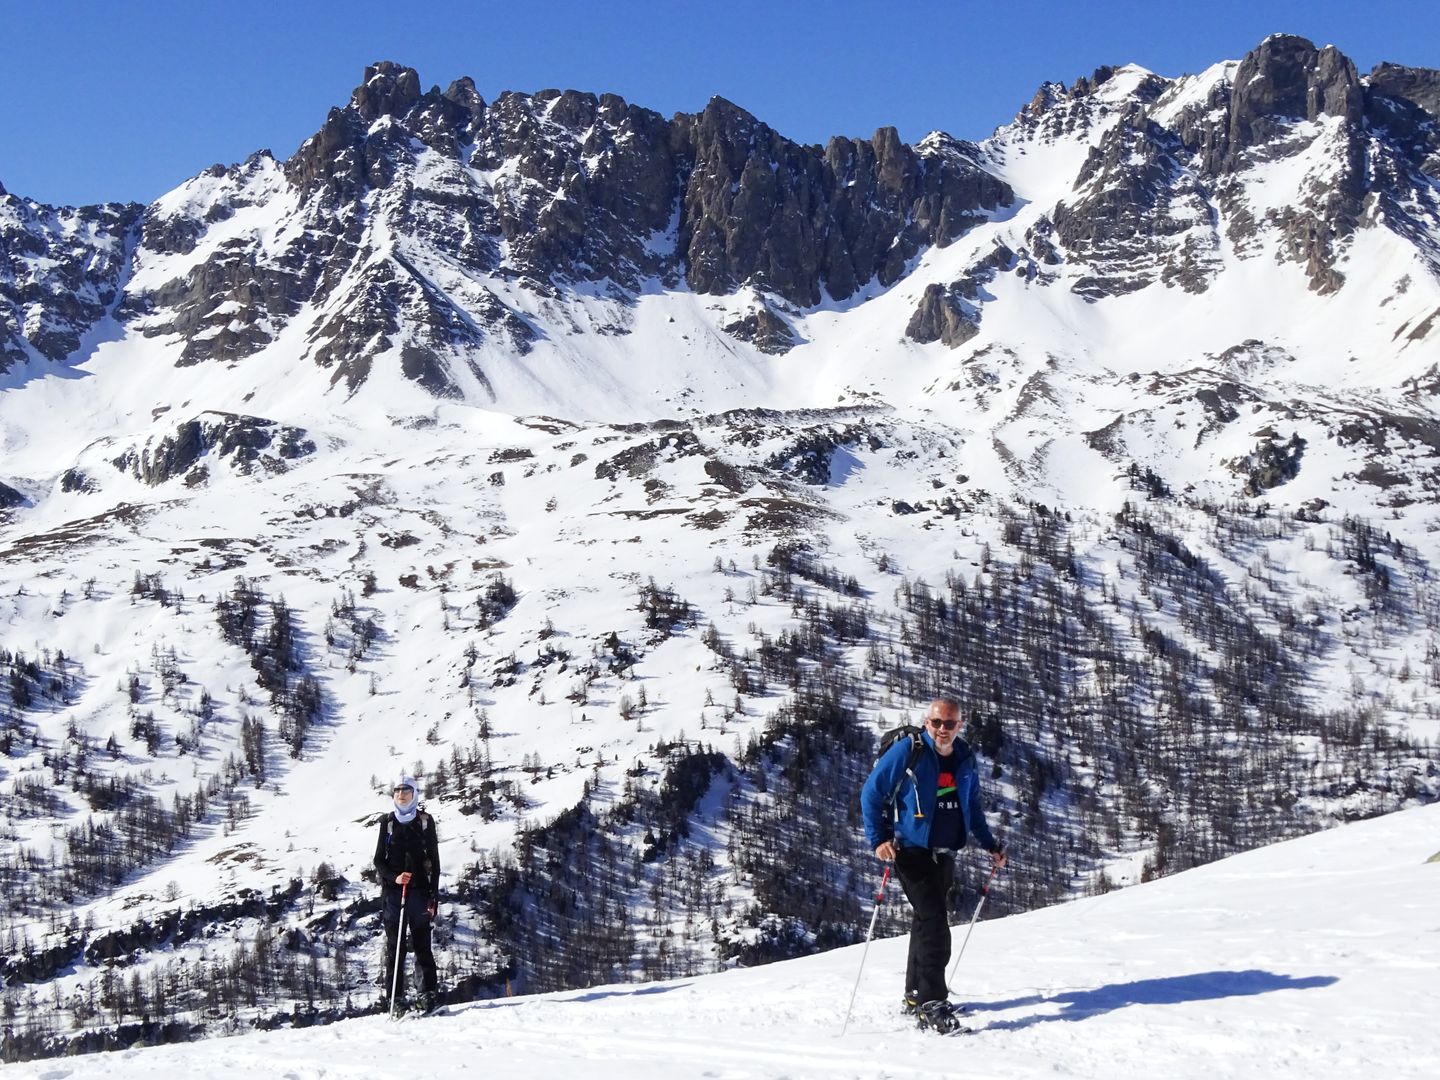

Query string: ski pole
389 880 408 1019
947 857 1002 986
839 862 892 1036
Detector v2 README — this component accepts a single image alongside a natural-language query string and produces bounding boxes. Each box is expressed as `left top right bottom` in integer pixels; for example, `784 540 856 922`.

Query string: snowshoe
915 1000 969 1035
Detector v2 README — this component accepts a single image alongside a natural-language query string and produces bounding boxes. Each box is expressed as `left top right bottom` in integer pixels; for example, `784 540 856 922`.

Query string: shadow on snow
970 969 1338 1030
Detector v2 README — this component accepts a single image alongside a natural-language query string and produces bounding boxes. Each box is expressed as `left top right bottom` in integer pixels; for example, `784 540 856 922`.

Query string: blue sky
2 0 1438 207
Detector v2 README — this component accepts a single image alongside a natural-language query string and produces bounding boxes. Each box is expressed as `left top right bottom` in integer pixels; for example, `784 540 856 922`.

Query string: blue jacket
861 731 999 853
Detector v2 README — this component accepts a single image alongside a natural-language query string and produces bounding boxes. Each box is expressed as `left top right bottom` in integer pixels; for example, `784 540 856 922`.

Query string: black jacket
373 811 440 897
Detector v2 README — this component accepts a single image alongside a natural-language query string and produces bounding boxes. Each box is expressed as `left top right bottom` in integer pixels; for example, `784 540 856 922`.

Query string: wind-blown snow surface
13 803 1438 1080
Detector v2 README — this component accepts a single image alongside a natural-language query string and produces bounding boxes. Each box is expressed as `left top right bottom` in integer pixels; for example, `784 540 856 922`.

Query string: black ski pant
382 885 438 997
895 846 956 1005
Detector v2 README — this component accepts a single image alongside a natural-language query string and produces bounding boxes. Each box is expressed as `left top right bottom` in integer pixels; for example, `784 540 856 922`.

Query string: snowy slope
6 801 1437 1080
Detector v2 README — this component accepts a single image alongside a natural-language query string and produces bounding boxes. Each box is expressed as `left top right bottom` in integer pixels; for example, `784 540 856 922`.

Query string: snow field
9 802 1437 1079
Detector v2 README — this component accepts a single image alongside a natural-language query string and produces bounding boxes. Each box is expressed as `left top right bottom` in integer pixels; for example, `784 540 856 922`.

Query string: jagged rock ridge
0 36 1438 397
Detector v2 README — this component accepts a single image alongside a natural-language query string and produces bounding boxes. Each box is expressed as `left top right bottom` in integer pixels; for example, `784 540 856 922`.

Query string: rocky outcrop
476 88 680 289
110 413 315 486
1367 62 1440 169
121 151 354 368
1369 62 1440 119
1217 35 1363 170
906 283 979 348
1229 433 1307 496
1190 36 1367 293
1368 61 1440 189
1053 104 1218 298
0 480 24 509
678 107 1011 306
304 256 520 396
1362 65 1440 267
0 192 141 371
722 303 799 354
904 242 1020 344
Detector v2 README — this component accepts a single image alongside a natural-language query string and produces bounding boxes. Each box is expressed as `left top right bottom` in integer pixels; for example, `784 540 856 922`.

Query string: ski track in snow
10 803 1439 1079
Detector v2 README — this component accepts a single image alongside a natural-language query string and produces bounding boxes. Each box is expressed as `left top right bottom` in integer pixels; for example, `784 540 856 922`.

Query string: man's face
394 785 415 807
925 702 961 753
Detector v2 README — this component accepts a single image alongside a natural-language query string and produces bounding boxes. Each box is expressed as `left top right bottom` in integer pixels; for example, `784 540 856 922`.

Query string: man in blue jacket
860 695 1006 1021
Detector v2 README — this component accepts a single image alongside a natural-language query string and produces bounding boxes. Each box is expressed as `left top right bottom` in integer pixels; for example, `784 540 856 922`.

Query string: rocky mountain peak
1073 64 1119 96
695 95 763 135
1369 61 1440 118
1224 35 1363 168
1020 34 1433 299
284 60 479 193
443 75 485 112
1366 62 1440 176
350 61 423 123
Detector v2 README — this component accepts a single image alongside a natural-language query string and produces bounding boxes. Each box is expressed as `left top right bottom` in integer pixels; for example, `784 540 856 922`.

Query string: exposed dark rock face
1023 217 1063 268
677 98 829 304
594 431 705 481
1218 35 1363 169
1053 105 1219 298
59 468 95 493
0 192 141 371
1180 36 1367 293
762 425 868 486
1369 62 1440 119
110 413 316 486
678 106 1010 306
722 303 799 354
906 283 979 348
122 151 361 368
0 480 24 509
1193 381 1249 426
123 153 328 367
1360 65 1440 274
473 88 680 288
1006 66 1232 299
303 256 518 396
1368 61 1440 175
1229 433 1307 496
905 243 1017 344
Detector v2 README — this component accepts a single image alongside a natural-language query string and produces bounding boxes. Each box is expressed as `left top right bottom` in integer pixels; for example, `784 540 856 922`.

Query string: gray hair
929 693 963 714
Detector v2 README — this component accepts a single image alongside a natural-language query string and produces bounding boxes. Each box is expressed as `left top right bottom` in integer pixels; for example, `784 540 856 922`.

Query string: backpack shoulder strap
886 731 927 815
907 731 925 769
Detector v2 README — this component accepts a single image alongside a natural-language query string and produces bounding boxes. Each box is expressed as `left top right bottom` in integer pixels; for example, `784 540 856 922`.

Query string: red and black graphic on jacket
928 754 964 850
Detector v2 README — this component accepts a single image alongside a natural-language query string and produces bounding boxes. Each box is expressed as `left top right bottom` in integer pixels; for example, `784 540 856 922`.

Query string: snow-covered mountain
4 798 1438 1079
2 33 1439 1062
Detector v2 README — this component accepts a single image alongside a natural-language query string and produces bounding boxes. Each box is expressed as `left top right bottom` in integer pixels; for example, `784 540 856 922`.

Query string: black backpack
876 724 928 814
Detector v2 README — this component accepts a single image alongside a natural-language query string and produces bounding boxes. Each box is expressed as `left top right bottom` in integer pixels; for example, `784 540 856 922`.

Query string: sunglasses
926 718 960 731
393 786 415 795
